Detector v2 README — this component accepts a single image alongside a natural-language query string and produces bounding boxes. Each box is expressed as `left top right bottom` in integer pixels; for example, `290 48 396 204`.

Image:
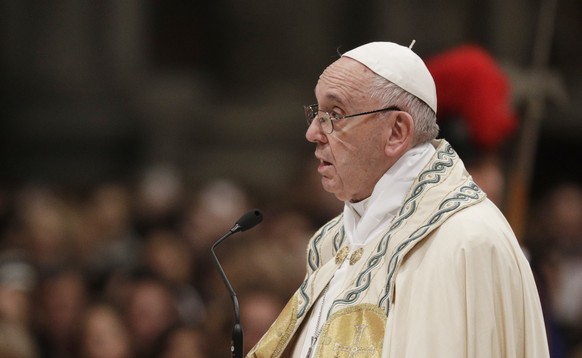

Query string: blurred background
0 0 581 357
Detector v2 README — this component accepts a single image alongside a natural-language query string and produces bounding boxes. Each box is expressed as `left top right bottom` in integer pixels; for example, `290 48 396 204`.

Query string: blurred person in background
12 186 75 270
202 293 233 358
0 252 38 358
159 324 207 358
179 179 252 300
77 302 133 358
133 165 185 238
0 319 39 358
256 209 316 289
143 229 205 326
33 266 88 358
124 273 179 358
240 289 285 356
78 183 142 283
182 179 252 254
526 182 582 357
0 251 37 326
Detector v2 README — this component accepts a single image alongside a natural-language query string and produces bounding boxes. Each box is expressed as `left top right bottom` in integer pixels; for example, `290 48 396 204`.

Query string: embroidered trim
332 225 346 252
379 182 484 312
299 216 343 318
327 143 457 315
307 217 342 272
313 304 387 358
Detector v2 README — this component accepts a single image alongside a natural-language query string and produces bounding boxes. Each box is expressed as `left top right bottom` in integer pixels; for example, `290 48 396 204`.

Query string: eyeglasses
304 104 401 134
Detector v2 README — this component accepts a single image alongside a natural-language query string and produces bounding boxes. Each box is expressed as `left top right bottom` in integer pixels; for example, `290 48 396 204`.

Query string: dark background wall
1 0 580 203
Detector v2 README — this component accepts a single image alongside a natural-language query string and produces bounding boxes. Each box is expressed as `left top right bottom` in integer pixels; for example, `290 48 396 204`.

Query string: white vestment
247 139 549 358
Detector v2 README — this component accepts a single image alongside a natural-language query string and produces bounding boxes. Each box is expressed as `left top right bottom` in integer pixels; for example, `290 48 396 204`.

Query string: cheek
341 137 387 181
326 128 387 193
330 148 369 193
329 142 357 179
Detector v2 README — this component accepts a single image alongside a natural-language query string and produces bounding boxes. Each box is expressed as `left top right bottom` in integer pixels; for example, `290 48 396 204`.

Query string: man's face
306 57 392 202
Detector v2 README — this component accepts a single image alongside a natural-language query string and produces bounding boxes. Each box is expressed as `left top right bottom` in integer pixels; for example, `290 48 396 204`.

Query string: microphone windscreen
235 209 263 232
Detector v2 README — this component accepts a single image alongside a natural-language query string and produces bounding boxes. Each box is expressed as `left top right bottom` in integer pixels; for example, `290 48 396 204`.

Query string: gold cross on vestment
333 324 375 357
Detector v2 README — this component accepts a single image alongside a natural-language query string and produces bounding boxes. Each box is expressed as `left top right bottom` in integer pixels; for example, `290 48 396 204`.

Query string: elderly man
248 42 549 358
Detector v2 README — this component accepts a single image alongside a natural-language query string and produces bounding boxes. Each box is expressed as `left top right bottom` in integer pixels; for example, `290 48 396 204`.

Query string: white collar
344 142 436 245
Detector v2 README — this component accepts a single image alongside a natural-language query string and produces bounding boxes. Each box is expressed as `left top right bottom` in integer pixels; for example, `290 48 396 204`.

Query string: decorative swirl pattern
307 217 342 272
333 225 346 252
298 143 483 322
378 182 483 312
298 215 343 318
328 143 465 315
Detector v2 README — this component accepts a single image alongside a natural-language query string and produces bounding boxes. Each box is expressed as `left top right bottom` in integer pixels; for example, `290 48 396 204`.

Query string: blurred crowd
0 161 343 358
0 161 580 357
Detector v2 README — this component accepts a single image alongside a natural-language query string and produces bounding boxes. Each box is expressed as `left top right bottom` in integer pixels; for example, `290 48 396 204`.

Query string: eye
318 112 330 123
330 112 343 120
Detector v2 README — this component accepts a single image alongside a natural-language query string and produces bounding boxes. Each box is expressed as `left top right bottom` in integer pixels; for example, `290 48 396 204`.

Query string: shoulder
417 198 531 275
399 199 530 286
435 198 517 249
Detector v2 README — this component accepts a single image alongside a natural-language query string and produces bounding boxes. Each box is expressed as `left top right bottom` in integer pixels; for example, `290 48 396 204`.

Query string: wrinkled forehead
315 57 378 107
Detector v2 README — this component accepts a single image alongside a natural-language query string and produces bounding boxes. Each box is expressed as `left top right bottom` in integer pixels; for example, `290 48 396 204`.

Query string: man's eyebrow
321 92 346 107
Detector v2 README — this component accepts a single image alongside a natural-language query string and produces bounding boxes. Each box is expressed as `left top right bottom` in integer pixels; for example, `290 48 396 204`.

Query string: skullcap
343 41 437 113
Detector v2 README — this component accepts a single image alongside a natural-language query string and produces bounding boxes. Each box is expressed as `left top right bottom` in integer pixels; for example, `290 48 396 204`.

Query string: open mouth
315 153 332 170
318 160 333 172
319 159 332 167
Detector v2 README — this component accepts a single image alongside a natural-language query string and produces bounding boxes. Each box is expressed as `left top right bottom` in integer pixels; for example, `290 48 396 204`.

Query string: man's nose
305 120 327 144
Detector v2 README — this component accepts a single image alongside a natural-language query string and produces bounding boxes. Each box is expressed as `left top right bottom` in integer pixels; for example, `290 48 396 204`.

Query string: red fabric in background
426 45 517 150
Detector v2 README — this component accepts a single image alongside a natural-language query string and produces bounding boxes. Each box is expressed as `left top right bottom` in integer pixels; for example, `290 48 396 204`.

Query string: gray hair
369 75 439 146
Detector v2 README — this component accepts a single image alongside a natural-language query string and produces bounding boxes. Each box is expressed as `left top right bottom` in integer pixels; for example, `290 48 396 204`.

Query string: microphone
211 209 263 358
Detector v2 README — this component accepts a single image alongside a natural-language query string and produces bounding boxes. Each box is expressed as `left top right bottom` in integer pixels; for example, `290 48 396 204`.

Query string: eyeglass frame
304 104 402 134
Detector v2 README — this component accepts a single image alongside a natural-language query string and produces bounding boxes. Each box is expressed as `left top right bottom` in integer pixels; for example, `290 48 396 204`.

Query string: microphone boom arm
211 227 242 323
210 209 263 358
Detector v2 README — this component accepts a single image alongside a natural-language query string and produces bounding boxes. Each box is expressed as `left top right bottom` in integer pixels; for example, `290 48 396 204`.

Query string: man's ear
385 111 414 157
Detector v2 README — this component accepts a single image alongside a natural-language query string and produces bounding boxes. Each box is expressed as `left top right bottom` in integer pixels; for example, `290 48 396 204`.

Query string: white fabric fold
344 142 436 246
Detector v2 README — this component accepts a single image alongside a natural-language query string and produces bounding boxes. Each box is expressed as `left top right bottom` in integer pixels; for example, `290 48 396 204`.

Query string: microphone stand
211 226 244 358
210 209 262 358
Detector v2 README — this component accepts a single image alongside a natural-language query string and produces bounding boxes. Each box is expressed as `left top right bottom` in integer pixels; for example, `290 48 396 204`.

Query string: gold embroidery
333 324 375 357
335 246 350 265
349 248 364 265
314 304 386 358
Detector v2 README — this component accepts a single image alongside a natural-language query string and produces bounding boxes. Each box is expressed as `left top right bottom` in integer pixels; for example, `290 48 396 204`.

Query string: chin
321 182 338 197
321 178 348 201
